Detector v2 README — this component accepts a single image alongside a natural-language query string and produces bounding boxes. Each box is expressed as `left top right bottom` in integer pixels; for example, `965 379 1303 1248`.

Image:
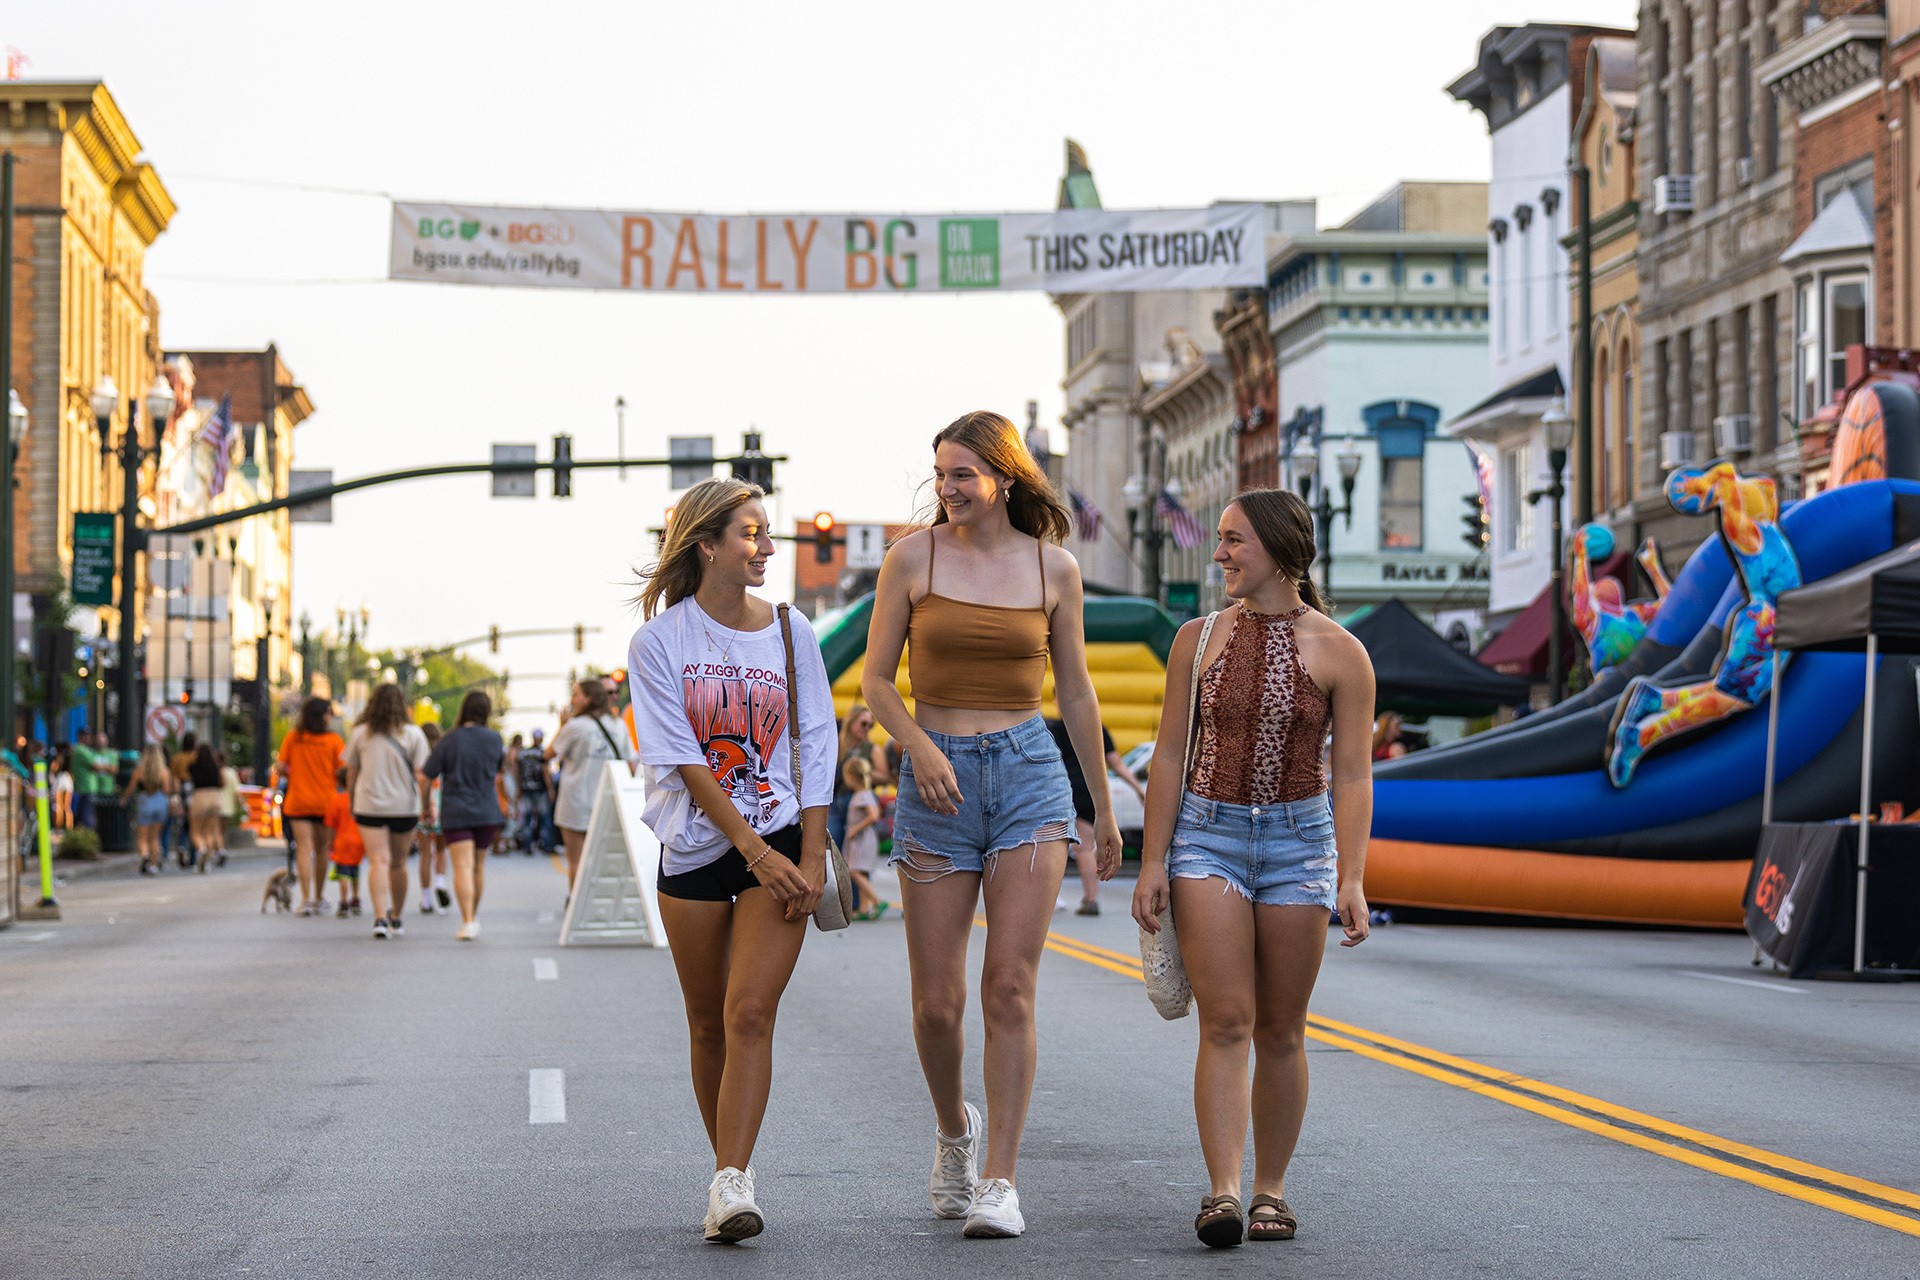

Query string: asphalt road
3 850 1917 1279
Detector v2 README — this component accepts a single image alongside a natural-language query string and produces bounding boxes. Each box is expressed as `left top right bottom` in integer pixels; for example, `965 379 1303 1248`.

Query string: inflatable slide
1371 382 1920 927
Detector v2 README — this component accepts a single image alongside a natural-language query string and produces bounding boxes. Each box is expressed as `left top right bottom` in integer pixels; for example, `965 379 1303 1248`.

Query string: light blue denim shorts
1167 788 1339 909
891 715 1077 877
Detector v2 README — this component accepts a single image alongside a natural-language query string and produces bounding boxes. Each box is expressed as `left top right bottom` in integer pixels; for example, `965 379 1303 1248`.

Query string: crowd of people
269 677 638 941
624 410 1375 1251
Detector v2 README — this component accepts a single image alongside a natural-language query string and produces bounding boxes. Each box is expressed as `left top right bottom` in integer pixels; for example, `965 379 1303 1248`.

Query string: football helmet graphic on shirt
705 737 777 821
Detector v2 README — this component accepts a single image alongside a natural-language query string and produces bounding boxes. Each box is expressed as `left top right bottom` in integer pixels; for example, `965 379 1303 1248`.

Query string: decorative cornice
0 81 175 244
1758 14 1887 118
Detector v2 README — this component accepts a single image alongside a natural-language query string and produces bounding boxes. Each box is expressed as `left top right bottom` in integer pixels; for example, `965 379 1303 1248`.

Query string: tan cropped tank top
907 533 1050 710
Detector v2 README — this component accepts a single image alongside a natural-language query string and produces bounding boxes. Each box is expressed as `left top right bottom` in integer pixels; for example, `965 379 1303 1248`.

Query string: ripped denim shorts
1167 788 1339 910
891 715 1077 878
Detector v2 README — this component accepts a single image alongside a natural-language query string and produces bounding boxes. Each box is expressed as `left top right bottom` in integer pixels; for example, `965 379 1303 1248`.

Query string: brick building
1762 3 1890 451
1 80 175 712
1889 2 1920 345
156 348 310 695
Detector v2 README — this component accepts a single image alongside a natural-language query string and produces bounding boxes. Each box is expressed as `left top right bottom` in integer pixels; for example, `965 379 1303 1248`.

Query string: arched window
1618 336 1637 497
1595 346 1612 512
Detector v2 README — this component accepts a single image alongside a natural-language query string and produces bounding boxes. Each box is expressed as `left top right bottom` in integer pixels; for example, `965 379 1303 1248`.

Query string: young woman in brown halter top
1132 489 1376 1249
863 410 1122 1240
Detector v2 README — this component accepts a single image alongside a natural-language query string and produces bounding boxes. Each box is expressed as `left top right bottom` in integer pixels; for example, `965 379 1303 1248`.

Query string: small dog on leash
261 868 293 913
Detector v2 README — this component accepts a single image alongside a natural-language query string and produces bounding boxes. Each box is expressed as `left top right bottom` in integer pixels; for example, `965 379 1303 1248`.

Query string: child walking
842 756 888 920
325 784 365 917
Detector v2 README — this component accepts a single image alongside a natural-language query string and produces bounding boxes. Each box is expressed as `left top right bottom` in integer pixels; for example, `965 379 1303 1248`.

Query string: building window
1796 273 1872 420
1596 347 1613 511
1495 238 1509 353
1499 443 1534 553
1362 401 1438 553
1814 160 1873 217
1619 342 1636 497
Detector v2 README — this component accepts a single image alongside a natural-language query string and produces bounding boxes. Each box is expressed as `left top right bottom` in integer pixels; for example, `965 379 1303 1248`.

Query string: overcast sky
15 0 1635 728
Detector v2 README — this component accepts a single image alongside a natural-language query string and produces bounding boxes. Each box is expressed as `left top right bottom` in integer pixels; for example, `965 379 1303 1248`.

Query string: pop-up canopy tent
1345 598 1531 718
1769 538 1920 974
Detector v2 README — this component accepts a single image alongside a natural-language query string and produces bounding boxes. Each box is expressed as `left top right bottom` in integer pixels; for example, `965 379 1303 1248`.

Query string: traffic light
813 512 835 563
731 429 775 493
552 433 573 498
1461 492 1490 551
488 625 501 653
573 624 585 653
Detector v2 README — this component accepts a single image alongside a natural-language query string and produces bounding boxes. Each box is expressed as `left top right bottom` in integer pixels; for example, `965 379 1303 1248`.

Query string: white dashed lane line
532 958 558 981
528 1069 566 1124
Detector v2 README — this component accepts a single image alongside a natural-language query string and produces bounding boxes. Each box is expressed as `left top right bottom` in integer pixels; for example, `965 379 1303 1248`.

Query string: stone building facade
1634 1 1803 551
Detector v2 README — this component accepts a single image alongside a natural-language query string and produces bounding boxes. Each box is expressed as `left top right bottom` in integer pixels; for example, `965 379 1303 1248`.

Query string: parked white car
1109 741 1155 851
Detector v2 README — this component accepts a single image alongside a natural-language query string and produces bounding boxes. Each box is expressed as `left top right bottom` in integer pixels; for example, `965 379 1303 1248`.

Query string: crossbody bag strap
588 714 624 760
777 603 803 791
1180 611 1221 791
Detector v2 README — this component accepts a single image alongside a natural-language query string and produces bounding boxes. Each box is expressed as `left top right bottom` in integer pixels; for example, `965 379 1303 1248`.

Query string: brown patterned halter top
1187 603 1330 805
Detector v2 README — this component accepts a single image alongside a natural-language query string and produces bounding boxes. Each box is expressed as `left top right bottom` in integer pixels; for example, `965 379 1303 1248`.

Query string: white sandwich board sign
559 768 667 948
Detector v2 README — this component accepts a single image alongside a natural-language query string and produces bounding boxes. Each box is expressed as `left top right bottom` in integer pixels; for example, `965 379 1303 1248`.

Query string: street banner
389 202 1266 295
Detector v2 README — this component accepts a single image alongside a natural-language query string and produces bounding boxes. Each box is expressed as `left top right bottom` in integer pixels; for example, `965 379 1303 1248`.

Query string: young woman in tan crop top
1131 489 1376 1249
864 410 1121 1240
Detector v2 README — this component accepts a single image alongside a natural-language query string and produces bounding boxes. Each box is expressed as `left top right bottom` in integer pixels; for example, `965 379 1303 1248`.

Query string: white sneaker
703 1166 763 1243
456 920 479 941
964 1177 1025 1238
930 1101 982 1219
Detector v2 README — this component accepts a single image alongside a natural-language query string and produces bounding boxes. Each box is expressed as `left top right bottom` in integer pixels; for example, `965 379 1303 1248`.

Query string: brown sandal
1248 1194 1297 1240
1194 1194 1244 1248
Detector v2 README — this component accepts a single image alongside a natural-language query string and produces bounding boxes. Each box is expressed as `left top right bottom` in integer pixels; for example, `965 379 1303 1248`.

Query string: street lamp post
254 597 274 782
98 373 175 758
1292 437 1363 600
1 389 27 747
1122 472 1167 605
1529 397 1576 703
299 611 313 697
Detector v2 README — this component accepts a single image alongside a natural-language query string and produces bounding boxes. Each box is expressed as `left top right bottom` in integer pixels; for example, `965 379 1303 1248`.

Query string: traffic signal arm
149 453 788 538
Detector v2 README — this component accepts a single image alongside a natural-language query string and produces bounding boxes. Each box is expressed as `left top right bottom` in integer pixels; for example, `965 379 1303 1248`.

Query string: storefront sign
1379 561 1490 583
71 513 117 607
388 202 1266 295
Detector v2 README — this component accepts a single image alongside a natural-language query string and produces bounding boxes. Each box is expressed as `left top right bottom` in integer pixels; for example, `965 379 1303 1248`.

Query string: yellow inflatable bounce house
815 595 1186 753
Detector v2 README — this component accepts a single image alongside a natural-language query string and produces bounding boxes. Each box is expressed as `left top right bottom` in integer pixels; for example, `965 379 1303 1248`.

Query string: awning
1476 549 1630 676
1347 598 1530 716
1447 365 1565 436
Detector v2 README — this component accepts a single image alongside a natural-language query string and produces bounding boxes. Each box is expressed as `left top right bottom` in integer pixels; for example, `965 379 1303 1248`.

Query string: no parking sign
145 704 186 745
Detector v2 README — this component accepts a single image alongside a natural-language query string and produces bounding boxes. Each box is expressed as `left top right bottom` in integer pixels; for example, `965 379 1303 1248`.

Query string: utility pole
1 151 16 749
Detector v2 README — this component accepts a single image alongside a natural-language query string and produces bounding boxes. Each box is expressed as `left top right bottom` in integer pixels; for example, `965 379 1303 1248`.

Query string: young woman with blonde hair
628 476 835 1244
1132 489 1376 1248
124 745 175 875
863 409 1122 1239
546 677 638 885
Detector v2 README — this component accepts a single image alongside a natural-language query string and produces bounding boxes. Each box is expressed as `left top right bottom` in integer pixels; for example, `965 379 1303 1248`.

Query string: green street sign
1165 581 1200 620
72 512 116 607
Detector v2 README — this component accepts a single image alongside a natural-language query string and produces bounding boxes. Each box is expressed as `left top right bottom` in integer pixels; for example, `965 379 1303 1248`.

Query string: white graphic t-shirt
628 597 836 874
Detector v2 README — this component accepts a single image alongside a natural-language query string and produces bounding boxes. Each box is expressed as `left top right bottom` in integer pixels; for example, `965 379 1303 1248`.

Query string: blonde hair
637 477 764 619
134 746 170 790
838 702 874 759
842 754 872 790
922 410 1073 543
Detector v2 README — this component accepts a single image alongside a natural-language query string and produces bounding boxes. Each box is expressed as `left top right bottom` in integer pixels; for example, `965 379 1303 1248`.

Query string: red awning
1477 551 1631 677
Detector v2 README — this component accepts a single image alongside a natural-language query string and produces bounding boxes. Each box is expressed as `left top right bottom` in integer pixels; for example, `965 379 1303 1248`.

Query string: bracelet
744 844 775 871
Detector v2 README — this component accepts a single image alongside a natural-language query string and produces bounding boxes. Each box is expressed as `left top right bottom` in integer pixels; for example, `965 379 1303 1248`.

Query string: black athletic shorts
354 813 419 835
656 823 802 903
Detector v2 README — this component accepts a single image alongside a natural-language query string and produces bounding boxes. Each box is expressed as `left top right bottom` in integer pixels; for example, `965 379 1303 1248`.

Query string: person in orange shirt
275 697 345 917
324 784 365 917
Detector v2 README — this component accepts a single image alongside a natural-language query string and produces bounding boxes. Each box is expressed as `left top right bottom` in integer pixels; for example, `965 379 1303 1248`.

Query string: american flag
198 394 235 497
1068 488 1103 542
1157 488 1205 550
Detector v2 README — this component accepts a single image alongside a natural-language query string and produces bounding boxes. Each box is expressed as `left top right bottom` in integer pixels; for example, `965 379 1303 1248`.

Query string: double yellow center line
1039 927 1920 1239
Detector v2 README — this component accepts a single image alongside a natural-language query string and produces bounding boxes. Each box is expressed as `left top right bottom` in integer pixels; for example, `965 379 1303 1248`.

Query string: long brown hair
357 682 410 736
636 477 764 619
457 689 492 726
297 695 331 736
575 679 612 718
1229 489 1327 614
922 410 1072 544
